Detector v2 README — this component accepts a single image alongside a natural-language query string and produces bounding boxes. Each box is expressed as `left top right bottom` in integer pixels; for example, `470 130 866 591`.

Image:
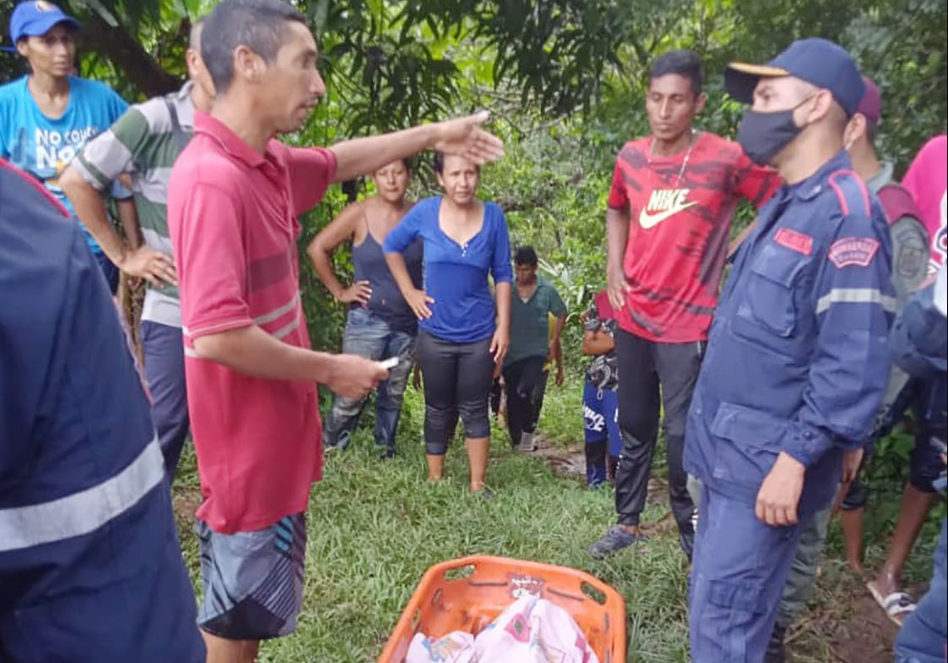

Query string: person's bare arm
60 166 176 287
330 112 503 183
606 206 631 310
582 329 616 356
306 203 371 304
491 281 512 363
550 314 566 356
116 198 142 250
193 325 386 399
553 334 565 386
385 252 433 319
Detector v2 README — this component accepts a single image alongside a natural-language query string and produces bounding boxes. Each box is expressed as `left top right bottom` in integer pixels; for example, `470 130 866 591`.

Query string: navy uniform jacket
1 159 206 663
685 151 895 518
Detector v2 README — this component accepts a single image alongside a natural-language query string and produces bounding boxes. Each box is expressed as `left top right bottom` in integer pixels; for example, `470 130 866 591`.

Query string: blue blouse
383 196 513 343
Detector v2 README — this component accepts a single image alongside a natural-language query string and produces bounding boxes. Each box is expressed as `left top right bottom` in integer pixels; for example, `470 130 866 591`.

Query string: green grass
172 378 942 663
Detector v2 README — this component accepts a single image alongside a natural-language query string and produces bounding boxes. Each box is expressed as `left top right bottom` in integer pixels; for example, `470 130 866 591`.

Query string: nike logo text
639 188 696 229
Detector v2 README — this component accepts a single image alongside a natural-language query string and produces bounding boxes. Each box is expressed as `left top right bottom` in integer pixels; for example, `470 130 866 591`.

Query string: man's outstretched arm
329 111 503 182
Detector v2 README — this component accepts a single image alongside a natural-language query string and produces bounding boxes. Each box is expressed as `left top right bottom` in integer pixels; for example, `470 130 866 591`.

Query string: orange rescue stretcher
377 555 627 663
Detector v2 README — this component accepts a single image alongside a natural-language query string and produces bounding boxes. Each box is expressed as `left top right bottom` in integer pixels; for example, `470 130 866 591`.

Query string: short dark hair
433 151 446 174
650 50 703 97
201 0 306 94
515 246 538 266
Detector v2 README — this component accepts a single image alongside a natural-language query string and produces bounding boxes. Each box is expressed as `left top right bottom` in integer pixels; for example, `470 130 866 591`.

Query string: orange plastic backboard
377 555 626 663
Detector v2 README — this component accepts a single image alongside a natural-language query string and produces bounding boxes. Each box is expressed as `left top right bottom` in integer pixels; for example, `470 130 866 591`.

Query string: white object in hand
379 357 399 370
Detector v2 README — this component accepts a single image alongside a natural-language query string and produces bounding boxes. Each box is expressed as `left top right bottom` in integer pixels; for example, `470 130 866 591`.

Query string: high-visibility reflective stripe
254 294 299 326
816 288 897 315
0 436 165 553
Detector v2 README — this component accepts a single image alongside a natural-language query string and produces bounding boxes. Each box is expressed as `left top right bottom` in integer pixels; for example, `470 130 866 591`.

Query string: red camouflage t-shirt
608 132 779 342
168 112 336 534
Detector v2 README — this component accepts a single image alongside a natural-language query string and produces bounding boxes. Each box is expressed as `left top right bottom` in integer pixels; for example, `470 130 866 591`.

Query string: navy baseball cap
725 38 866 117
5 1 80 49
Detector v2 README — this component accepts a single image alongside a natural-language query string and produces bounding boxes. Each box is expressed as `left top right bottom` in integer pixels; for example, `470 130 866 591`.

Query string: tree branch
80 11 182 97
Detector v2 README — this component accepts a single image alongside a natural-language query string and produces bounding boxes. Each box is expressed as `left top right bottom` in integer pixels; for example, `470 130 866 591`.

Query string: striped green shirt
73 83 194 328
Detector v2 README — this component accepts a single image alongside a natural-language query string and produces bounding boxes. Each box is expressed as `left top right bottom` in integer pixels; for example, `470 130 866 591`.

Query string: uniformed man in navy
685 39 895 662
0 158 205 662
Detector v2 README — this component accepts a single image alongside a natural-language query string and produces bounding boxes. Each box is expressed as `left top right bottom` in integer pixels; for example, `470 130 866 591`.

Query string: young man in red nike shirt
588 50 780 560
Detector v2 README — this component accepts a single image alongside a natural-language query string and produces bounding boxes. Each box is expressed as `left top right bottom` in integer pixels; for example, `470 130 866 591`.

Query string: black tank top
351 221 423 334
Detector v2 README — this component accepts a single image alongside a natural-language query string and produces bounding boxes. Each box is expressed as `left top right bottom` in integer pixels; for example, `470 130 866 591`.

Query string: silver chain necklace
648 129 697 187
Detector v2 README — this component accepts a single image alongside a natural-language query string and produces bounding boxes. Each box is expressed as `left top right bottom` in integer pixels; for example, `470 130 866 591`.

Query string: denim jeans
324 307 416 452
894 518 947 663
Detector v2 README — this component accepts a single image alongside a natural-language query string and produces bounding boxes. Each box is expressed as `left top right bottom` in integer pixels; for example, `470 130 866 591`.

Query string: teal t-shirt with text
0 75 128 252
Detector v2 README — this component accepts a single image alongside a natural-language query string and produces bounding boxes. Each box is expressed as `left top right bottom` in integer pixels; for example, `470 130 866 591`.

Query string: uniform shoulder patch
827 170 871 218
828 237 880 268
774 228 813 256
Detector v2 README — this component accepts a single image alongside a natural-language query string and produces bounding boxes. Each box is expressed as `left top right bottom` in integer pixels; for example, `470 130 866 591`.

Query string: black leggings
417 330 494 455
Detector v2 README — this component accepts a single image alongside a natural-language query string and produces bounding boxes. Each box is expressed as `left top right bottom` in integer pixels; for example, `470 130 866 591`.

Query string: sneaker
586 525 647 560
516 431 536 452
764 623 786 663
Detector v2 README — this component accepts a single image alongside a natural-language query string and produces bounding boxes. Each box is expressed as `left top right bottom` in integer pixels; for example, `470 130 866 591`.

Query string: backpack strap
163 97 190 153
877 183 922 226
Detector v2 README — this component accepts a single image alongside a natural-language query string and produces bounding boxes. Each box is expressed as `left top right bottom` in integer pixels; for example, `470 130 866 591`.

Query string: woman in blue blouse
384 152 512 495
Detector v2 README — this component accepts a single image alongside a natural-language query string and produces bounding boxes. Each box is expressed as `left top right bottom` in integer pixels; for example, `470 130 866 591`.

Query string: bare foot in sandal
867 579 916 626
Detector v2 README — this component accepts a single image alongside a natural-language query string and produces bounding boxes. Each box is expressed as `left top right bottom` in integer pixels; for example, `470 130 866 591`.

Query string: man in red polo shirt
167 1 503 661
587 50 779 561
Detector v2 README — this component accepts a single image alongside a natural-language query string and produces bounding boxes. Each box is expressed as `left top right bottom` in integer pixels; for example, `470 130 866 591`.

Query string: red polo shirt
167 112 336 533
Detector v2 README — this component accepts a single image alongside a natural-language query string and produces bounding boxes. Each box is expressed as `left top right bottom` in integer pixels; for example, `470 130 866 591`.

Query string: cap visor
724 62 790 104
21 15 81 39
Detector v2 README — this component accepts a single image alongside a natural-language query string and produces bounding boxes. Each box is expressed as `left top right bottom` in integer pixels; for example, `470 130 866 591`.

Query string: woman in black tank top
307 159 423 457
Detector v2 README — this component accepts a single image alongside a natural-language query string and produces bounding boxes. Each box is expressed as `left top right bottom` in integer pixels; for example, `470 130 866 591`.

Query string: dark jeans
323 308 415 452
417 330 494 455
141 321 190 478
92 250 119 295
502 356 548 447
615 330 702 557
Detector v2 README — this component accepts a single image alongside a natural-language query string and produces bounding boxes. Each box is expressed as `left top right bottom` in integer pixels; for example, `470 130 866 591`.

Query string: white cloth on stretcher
405 595 601 663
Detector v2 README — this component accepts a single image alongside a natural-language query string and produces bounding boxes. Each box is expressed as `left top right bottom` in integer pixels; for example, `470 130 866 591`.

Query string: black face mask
737 97 814 166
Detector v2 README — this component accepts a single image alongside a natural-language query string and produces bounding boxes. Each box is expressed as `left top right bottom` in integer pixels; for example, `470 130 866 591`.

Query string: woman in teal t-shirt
0 1 130 293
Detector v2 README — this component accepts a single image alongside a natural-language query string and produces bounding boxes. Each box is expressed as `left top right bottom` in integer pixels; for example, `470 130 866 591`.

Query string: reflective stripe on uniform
0 436 164 553
816 288 897 315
